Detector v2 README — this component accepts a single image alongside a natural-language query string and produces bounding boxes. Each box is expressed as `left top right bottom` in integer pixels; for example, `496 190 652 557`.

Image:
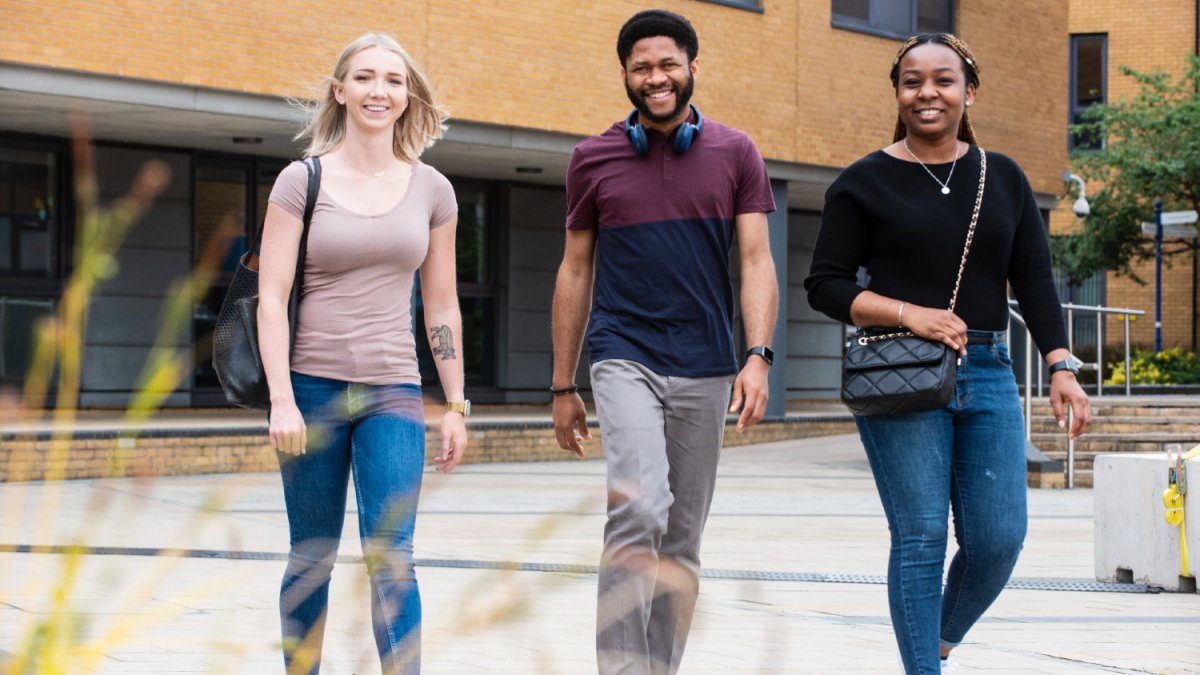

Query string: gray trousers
591 359 735 675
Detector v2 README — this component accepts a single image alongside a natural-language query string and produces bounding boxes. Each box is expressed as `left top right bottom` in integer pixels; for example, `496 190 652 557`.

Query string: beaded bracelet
550 385 579 396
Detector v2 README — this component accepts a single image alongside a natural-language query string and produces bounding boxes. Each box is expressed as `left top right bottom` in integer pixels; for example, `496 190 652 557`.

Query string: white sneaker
941 658 959 671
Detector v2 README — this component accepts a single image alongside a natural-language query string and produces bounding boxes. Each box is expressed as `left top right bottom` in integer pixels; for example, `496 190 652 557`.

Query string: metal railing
1008 300 1146 488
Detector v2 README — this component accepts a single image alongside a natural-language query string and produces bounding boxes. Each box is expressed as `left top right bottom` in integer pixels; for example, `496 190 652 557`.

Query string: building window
0 145 61 280
0 137 65 386
190 156 285 402
1070 34 1107 152
415 180 497 387
697 0 763 13
832 0 953 40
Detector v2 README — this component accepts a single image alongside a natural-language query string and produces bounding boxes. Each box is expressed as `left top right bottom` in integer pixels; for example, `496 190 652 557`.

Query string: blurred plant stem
3 114 220 674
21 117 170 427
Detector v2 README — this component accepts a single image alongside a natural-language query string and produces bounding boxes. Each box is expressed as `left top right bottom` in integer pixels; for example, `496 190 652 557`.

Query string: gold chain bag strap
840 148 988 416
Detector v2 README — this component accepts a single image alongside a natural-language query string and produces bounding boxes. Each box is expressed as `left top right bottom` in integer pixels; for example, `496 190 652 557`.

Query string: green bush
1107 347 1200 385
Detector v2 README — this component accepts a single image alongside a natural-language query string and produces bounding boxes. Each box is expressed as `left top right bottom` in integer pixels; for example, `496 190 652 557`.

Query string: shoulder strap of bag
287 156 320 350
245 157 321 257
857 147 987 345
293 156 319 294
946 147 986 312
302 156 320 228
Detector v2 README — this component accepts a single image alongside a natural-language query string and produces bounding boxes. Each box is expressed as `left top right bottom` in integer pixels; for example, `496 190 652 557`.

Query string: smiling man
550 9 779 674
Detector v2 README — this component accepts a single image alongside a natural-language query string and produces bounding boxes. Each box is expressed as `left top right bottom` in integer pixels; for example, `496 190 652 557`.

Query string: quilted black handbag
212 157 320 409
841 148 987 416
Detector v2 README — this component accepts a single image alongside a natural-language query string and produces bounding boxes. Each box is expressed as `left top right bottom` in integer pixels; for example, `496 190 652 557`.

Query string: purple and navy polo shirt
566 112 776 377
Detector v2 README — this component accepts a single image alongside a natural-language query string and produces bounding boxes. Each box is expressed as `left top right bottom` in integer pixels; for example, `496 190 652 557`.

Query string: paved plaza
1 432 1197 673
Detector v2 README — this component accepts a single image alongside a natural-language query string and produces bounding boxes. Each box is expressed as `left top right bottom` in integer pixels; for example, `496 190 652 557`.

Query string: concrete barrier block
1094 453 1199 592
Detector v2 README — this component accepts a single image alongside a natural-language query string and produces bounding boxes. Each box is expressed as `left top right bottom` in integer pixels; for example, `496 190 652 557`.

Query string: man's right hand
552 392 591 458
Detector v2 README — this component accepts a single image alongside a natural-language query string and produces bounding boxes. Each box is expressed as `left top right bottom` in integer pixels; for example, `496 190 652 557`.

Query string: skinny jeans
276 372 425 675
854 332 1027 675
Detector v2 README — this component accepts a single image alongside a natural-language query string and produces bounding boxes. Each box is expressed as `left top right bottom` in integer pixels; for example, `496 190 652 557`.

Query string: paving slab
1 433 1197 673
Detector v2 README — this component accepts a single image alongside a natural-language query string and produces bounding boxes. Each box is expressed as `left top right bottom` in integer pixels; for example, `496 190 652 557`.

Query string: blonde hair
297 33 448 162
889 33 981 145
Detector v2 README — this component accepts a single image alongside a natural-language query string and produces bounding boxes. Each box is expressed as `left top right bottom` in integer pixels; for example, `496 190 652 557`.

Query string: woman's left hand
435 411 468 473
1049 372 1092 440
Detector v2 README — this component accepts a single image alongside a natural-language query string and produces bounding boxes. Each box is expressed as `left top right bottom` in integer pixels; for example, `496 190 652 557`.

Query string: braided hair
889 33 981 144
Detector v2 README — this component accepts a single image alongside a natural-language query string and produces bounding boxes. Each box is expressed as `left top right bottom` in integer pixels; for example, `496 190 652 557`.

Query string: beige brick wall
0 417 855 482
1063 0 1198 348
1103 254 1197 349
0 432 278 481
1070 0 1195 97
956 1 1070 193
0 1 1067 192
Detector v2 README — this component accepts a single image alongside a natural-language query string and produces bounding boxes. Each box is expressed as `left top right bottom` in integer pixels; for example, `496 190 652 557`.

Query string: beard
624 71 695 125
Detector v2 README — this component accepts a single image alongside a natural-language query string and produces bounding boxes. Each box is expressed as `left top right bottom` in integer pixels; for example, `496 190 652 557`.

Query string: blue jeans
854 332 1027 675
276 372 425 675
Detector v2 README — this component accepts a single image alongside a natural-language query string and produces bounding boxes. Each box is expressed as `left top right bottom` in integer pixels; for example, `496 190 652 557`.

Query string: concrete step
1082 407 1200 418
1041 448 1141 467
1024 396 1200 420
1023 397 1200 489
1032 431 1195 489
1029 405 1200 419
1029 416 1200 434
1031 432 1200 456
1067 470 1093 488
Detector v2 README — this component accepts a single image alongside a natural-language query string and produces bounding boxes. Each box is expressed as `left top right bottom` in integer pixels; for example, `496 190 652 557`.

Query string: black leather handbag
212 157 320 409
841 148 987 417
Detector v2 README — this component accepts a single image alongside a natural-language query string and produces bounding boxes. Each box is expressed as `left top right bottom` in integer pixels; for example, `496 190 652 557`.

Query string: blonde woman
257 33 466 674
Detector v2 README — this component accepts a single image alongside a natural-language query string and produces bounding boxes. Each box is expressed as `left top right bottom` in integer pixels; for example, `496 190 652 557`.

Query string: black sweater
804 146 1068 356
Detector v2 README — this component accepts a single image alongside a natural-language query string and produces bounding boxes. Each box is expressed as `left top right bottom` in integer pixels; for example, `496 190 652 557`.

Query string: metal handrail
1007 300 1146 488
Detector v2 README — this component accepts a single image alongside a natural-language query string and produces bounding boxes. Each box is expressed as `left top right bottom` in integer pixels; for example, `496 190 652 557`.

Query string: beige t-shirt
268 160 457 385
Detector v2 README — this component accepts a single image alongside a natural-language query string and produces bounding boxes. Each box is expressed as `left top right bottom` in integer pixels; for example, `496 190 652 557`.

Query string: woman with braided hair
805 34 1091 673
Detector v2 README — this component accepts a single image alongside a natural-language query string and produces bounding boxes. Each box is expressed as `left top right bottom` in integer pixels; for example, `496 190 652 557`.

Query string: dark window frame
0 132 70 297
697 0 764 13
0 133 67 388
416 176 500 389
1069 33 1108 152
190 152 288 404
831 0 954 41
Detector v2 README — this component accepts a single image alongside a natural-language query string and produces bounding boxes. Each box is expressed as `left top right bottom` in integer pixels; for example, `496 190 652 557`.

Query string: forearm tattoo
431 325 457 361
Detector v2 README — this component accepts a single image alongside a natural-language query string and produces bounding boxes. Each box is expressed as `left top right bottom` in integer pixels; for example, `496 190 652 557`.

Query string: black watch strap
746 345 774 366
1048 359 1078 375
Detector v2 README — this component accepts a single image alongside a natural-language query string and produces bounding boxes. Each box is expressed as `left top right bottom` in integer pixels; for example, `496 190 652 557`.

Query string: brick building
0 1 1068 406
1064 0 1200 351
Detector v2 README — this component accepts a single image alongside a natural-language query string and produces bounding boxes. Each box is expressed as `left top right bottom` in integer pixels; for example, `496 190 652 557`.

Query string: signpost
1162 210 1200 226
1147 202 1199 352
1141 222 1198 238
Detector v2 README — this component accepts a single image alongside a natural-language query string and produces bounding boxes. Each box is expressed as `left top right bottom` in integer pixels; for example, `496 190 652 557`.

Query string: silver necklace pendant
904 139 959 196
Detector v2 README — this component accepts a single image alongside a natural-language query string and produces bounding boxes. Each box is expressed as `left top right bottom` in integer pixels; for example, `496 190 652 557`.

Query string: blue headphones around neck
625 104 703 156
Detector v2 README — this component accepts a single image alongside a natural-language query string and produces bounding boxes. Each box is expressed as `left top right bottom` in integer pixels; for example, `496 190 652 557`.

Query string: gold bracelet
897 302 906 328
